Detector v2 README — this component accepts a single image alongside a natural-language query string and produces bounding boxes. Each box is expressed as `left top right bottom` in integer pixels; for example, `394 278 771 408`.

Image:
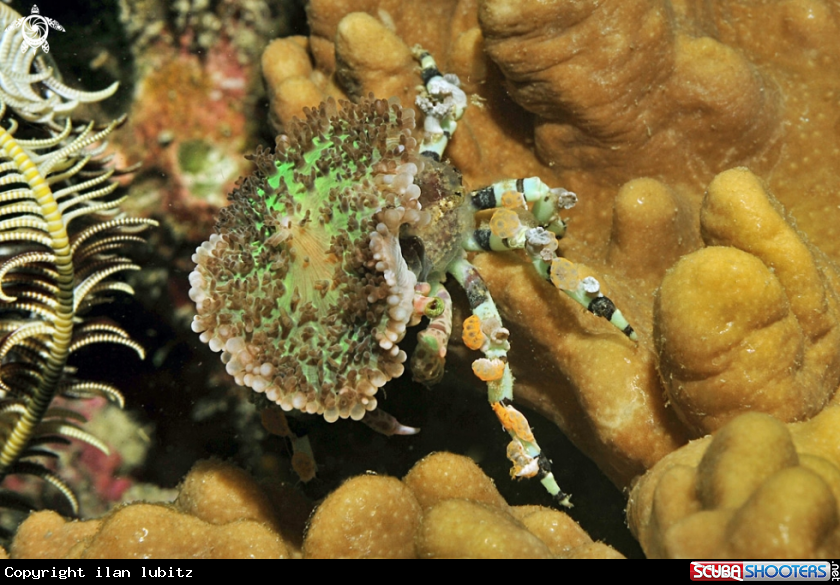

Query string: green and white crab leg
464 206 637 340
525 226 637 341
447 255 571 507
413 47 467 160
469 177 577 238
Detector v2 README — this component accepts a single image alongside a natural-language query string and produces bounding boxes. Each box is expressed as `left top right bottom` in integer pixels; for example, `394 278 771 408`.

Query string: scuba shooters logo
691 561 836 582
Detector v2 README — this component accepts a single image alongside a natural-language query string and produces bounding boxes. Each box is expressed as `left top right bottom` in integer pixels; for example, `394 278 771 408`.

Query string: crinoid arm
0 114 153 512
0 5 153 513
447 256 571 507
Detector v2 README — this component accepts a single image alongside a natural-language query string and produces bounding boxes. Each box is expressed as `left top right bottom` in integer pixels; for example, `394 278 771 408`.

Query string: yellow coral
10 459 307 559
656 169 840 435
9 453 623 559
627 408 840 558
417 499 554 559
303 475 421 559
403 451 508 510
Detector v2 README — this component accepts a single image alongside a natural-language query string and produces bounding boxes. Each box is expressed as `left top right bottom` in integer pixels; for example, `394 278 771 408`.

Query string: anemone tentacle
190 96 427 423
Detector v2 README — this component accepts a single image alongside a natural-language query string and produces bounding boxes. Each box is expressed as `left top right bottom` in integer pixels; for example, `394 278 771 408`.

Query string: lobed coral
655 169 840 435
12 0 838 559
9 453 622 558
8 459 304 559
627 407 840 559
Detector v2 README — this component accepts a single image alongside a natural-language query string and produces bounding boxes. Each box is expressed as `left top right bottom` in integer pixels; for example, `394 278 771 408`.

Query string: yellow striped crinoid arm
0 123 149 507
0 124 74 471
0 4 150 513
0 128 155 515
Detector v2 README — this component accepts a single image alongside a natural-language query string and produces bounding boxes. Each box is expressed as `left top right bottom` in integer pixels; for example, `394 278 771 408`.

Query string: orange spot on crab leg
549 257 580 292
491 401 536 443
506 440 540 479
462 314 485 350
472 357 505 382
501 190 527 209
489 208 523 239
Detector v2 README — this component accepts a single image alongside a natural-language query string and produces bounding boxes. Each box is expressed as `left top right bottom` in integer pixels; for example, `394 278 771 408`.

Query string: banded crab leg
359 283 454 437
412 47 467 160
463 181 637 340
410 282 453 386
469 177 577 238
447 256 572 507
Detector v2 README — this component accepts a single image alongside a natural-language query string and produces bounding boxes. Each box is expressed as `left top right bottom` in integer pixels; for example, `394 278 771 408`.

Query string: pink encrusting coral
117 39 254 242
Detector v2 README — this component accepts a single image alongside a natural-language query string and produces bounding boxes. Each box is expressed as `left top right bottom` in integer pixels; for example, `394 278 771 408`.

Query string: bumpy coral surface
656 169 840 435
9 453 621 559
263 0 840 488
304 452 623 559
627 408 840 559
10 460 303 559
304 474 422 558
190 97 426 422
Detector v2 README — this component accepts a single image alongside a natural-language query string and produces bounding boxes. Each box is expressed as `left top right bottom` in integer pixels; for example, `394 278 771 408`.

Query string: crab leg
524 227 637 340
447 256 571 506
413 47 467 160
464 206 637 340
470 177 577 237
411 282 453 386
361 408 421 436
260 407 318 482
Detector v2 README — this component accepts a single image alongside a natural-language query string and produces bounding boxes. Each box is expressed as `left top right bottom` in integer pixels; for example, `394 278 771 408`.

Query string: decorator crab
189 49 636 505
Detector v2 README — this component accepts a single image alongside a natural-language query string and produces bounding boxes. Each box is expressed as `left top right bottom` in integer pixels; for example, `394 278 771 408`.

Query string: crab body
406 157 470 280
189 49 637 505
